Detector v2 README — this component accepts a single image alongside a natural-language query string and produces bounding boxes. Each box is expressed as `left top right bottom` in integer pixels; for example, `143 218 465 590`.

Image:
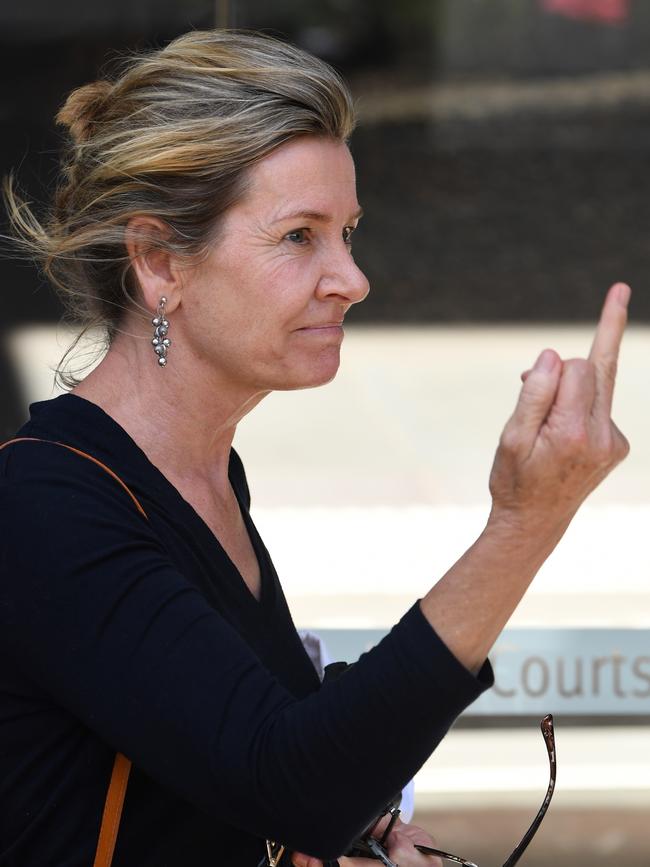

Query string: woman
0 29 629 867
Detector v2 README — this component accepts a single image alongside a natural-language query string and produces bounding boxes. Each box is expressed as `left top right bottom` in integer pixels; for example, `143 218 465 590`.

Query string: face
178 136 369 393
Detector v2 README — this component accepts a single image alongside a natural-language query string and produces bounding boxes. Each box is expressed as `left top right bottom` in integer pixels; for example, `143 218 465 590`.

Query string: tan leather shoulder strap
0 437 148 518
1 436 145 867
93 753 132 867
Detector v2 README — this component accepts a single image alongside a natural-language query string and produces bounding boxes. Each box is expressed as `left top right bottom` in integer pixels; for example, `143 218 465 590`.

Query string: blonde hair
3 30 356 387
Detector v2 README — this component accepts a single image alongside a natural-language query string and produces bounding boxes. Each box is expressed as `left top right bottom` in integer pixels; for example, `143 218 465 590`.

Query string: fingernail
615 283 631 306
534 349 557 372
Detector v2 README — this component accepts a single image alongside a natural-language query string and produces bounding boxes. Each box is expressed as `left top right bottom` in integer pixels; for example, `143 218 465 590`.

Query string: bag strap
93 752 132 867
0 436 148 867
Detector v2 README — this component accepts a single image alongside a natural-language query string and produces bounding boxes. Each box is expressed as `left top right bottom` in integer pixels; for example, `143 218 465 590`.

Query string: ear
125 216 182 313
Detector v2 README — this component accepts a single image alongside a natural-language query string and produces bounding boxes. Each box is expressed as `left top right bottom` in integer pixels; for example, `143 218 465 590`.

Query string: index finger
588 282 630 419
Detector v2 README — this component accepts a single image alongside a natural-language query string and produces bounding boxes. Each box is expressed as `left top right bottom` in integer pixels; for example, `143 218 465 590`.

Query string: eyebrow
270 206 364 225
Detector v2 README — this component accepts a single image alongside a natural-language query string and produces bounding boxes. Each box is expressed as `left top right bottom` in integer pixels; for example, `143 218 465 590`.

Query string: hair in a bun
56 80 112 145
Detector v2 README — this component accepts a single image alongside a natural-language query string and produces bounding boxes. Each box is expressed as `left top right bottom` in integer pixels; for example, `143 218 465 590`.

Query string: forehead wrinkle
269 205 364 225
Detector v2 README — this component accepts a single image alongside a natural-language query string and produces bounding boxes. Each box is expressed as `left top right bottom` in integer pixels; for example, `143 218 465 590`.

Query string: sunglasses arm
414 843 479 866
501 714 556 867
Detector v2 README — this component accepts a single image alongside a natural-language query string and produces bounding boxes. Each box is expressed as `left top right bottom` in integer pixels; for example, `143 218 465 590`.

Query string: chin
275 351 341 391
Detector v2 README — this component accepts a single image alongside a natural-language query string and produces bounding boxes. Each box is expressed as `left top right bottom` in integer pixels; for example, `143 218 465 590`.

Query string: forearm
420 509 570 674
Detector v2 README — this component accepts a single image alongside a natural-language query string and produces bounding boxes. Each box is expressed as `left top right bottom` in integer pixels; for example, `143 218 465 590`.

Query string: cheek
248 264 319 335
272 258 320 309
185 253 318 361
180 275 239 362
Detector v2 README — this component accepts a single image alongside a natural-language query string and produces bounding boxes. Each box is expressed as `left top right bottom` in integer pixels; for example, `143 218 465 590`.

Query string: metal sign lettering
313 627 650 716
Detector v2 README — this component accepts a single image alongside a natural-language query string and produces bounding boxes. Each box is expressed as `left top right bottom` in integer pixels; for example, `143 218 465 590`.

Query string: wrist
485 501 574 560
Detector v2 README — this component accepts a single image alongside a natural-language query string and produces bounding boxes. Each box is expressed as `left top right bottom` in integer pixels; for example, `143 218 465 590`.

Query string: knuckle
499 427 522 456
561 424 590 453
611 421 629 458
615 432 631 461
591 430 626 466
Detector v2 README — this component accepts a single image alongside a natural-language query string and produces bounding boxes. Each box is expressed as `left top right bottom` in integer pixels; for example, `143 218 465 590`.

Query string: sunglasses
261 714 556 867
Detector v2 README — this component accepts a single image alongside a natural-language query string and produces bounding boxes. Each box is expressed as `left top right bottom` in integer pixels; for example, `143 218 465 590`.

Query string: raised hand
420 283 631 674
489 282 630 535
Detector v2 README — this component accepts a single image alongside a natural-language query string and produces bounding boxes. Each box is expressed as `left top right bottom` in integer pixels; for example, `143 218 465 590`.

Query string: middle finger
587 282 630 420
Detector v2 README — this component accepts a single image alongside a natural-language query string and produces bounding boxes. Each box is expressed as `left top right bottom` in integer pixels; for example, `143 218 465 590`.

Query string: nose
316 247 370 306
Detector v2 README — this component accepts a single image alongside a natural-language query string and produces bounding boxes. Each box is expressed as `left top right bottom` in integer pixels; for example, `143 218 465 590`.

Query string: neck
72 329 268 488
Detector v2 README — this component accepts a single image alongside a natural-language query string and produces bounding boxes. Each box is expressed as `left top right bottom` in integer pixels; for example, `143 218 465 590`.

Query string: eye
343 225 356 247
285 228 309 244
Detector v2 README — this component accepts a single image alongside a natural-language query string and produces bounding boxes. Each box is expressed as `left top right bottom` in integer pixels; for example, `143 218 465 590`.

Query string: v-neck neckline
27 393 276 612
163 458 273 610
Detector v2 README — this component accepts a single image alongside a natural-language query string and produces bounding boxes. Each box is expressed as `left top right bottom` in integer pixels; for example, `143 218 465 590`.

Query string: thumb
291 854 322 867
506 349 562 446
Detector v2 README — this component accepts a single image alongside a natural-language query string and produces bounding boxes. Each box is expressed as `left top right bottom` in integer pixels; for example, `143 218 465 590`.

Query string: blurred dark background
2 0 649 425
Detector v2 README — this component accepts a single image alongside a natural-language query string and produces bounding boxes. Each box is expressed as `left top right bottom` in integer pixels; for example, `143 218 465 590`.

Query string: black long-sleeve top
0 394 492 866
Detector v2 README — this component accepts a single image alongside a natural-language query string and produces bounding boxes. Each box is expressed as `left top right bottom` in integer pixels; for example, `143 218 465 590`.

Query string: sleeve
0 443 492 860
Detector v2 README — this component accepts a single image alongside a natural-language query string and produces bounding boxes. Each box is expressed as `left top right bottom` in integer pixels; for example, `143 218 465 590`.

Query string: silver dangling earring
151 297 171 367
